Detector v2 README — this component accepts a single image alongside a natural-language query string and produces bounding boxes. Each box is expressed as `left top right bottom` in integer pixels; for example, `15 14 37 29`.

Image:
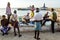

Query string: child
1 15 11 36
13 10 22 37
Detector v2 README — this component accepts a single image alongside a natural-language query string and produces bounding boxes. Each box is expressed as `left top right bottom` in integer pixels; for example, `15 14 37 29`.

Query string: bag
52 12 57 21
19 17 22 22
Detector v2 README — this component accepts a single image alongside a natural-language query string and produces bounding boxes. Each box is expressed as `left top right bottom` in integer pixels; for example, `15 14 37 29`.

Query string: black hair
51 8 54 11
36 8 39 12
14 10 17 14
2 15 6 17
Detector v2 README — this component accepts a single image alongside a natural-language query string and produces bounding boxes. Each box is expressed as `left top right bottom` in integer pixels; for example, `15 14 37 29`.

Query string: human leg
17 27 22 37
51 21 55 33
34 30 37 39
14 27 17 36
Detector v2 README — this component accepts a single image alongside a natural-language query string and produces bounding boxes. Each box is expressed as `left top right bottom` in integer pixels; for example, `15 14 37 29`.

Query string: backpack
52 12 57 21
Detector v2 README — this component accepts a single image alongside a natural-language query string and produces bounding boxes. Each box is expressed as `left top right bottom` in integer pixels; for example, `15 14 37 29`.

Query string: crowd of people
0 2 22 37
0 2 58 40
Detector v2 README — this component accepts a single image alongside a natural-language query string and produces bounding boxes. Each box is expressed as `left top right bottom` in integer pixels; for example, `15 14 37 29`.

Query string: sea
0 8 30 16
0 8 51 26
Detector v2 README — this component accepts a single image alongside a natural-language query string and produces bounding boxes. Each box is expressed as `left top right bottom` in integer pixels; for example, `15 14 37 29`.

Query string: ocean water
0 8 52 17
0 8 51 25
0 8 30 16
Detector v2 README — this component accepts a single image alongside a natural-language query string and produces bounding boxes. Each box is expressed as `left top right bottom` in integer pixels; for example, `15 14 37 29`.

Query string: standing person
10 10 17 26
13 20 22 37
34 8 43 40
29 5 35 24
51 8 57 33
30 5 35 18
12 10 22 37
31 5 35 11
6 2 12 23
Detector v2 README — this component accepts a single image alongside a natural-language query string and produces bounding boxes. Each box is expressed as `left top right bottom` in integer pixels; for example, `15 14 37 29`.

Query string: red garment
13 21 18 28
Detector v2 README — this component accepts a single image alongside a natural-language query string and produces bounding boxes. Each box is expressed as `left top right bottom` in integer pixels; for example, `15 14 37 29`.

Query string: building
40 3 48 10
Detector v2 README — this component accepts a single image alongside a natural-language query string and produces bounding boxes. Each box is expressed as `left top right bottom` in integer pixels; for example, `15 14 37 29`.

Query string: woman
6 2 12 23
30 5 35 18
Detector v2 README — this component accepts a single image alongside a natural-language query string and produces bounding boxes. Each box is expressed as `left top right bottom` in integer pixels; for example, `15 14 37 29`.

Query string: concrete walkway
0 21 60 40
0 31 60 40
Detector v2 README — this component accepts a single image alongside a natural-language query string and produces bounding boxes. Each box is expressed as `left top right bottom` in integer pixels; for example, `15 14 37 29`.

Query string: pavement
0 31 60 40
0 21 60 40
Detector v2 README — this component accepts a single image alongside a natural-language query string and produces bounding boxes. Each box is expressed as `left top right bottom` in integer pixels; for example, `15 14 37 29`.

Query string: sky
0 0 60 8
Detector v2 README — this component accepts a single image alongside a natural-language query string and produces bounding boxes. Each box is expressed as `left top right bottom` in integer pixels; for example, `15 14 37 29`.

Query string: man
34 8 43 40
42 11 52 26
23 13 30 24
51 8 57 33
1 15 11 36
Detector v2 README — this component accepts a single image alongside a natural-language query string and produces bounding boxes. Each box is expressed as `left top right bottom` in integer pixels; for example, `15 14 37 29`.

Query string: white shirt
13 14 17 18
30 10 51 21
13 14 17 20
34 12 43 20
25 15 30 19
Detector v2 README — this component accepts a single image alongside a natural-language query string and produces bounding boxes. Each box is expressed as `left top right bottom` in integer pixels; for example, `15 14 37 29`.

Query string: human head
32 5 34 8
31 5 35 11
7 2 10 7
51 8 54 12
36 8 39 12
2 15 6 19
27 13 29 16
14 10 17 14
46 12 49 14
